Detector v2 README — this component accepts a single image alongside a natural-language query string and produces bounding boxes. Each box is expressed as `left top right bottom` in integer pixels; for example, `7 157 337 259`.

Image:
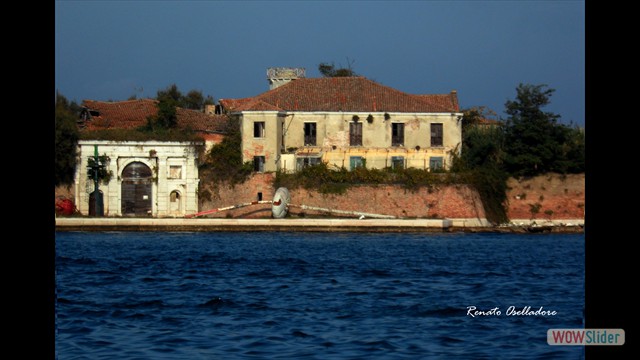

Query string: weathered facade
72 99 224 217
220 69 463 173
79 99 228 152
76 140 201 217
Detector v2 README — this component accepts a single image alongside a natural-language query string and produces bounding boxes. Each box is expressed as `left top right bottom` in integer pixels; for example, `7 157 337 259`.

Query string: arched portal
121 162 153 216
169 190 182 213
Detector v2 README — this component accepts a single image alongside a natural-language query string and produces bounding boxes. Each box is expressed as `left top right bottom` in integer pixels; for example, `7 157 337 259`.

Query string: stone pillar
155 156 166 217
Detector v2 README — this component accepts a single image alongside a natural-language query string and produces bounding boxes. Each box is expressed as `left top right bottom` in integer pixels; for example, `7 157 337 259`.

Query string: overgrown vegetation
151 84 214 111
450 108 510 223
79 128 203 142
274 162 457 195
139 84 211 129
318 59 357 77
83 84 210 143
199 116 253 196
55 92 80 187
448 84 584 223
462 167 510 224
502 84 585 176
87 154 113 185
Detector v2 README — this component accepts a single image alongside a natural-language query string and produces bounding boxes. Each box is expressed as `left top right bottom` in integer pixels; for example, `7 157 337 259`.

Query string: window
170 190 180 202
350 122 362 146
392 123 404 146
391 156 404 170
296 156 321 171
253 156 265 172
350 156 364 171
431 123 443 147
169 165 182 179
254 122 265 138
304 123 317 146
430 157 443 171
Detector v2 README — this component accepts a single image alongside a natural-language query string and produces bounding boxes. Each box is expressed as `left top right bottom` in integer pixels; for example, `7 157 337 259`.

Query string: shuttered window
350 122 362 146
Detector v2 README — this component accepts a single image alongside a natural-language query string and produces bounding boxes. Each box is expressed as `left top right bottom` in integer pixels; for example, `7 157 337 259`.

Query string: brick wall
198 173 486 219
198 173 276 218
287 185 485 219
506 173 584 220
60 172 585 221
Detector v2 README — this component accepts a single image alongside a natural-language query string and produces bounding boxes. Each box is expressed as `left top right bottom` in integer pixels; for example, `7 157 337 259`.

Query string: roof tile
221 77 459 113
80 99 228 132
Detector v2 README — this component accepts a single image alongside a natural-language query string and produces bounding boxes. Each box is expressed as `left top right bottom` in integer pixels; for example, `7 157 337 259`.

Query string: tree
318 60 357 77
460 106 498 132
449 106 510 224
451 107 504 171
144 84 216 130
154 97 178 128
157 83 182 103
554 124 585 174
143 84 180 130
204 116 252 184
182 90 204 110
156 84 214 110
55 92 79 186
181 90 215 110
457 125 505 170
502 84 566 176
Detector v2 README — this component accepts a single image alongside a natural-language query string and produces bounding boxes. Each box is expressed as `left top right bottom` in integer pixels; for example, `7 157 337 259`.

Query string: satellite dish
272 187 291 218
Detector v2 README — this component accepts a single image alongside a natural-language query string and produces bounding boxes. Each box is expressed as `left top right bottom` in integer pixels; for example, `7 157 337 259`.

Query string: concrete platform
55 217 453 232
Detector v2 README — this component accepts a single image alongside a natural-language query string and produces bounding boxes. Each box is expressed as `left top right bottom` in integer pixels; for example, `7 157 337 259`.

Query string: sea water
56 231 584 359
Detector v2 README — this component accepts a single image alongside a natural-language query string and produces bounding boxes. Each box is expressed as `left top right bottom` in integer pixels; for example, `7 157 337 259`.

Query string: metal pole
90 145 104 216
94 145 99 199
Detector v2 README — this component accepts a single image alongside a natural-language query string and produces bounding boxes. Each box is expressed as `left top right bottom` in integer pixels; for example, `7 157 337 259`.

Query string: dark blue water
56 232 584 359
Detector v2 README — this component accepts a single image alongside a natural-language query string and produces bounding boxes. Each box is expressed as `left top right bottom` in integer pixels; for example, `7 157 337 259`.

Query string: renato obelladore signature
466 306 558 317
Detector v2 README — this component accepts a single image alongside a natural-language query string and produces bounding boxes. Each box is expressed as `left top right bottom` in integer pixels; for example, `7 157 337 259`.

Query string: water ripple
56 231 584 359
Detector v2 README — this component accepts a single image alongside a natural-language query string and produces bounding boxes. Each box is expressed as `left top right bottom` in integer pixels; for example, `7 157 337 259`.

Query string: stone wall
75 140 200 217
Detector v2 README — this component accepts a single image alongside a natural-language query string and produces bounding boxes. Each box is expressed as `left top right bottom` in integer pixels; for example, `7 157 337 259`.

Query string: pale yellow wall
321 147 452 170
240 112 282 172
243 111 462 172
282 112 460 149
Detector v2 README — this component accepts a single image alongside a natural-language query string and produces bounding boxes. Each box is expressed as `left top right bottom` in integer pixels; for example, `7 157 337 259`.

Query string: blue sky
55 1 584 125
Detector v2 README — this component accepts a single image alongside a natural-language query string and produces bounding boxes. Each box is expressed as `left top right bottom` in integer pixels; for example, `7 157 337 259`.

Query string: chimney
204 104 215 115
267 67 305 90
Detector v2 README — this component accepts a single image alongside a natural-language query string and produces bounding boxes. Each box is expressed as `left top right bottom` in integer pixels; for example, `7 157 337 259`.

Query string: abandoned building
74 99 227 217
219 67 463 173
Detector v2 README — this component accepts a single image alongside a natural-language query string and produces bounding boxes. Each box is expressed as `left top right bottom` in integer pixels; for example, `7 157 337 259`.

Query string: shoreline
55 217 584 233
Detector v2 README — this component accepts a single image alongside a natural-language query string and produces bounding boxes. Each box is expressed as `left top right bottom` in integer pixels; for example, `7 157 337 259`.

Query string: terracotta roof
476 118 502 126
79 99 228 132
218 98 253 111
176 108 228 132
220 77 459 113
231 99 284 112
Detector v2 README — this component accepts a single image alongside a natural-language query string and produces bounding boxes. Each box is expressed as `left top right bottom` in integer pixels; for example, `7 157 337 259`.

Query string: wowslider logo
547 329 625 346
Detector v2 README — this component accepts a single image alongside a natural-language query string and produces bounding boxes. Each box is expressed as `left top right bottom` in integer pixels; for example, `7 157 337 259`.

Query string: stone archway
121 162 153 216
169 190 182 214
